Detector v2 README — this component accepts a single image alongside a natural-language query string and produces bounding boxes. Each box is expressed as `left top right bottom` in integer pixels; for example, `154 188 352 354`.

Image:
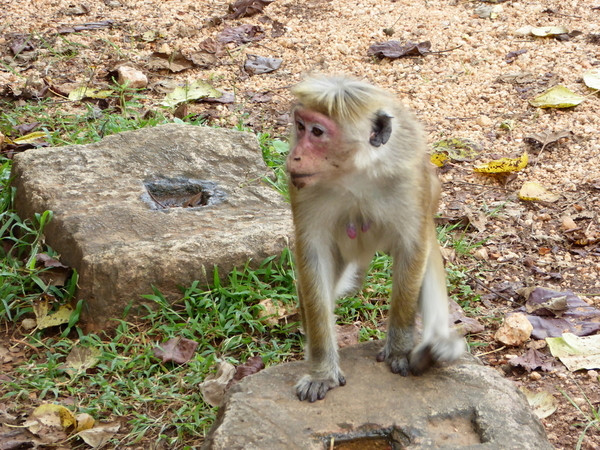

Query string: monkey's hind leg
376 251 421 377
409 246 465 375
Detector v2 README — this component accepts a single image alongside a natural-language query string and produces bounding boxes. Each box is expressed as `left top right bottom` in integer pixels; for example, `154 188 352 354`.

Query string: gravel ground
2 0 600 448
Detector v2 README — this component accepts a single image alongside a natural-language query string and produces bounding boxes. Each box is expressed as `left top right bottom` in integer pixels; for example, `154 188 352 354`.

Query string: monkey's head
286 75 393 190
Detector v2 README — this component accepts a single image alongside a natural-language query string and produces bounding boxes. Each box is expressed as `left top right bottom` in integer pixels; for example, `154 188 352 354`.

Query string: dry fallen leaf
529 85 584 108
583 68 600 90
226 0 273 19
33 297 73 330
36 253 72 286
200 361 236 407
153 337 199 364
546 333 600 371
23 404 76 443
77 422 121 447
518 182 560 203
520 387 558 419
530 26 569 37
76 413 95 432
217 25 264 45
245 54 282 75
68 86 113 101
147 52 194 72
510 348 555 372
432 137 482 162
228 355 265 387
523 130 571 151
64 345 102 377
474 152 528 173
368 40 431 58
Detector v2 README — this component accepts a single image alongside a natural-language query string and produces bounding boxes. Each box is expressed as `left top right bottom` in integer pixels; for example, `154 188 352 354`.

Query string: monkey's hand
376 347 411 377
295 372 346 402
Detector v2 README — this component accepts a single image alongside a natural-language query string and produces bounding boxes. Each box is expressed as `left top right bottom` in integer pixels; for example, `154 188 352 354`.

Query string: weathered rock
11 124 292 330
203 341 553 450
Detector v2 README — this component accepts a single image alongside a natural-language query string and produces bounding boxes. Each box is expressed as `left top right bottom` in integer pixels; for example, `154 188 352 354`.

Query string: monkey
286 75 465 402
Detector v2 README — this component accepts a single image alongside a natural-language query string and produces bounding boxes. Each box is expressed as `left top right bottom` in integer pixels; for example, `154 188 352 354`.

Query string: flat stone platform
11 124 292 330
203 341 553 450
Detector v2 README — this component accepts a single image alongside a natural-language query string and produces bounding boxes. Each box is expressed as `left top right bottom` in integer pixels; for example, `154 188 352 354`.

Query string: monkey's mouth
289 172 315 188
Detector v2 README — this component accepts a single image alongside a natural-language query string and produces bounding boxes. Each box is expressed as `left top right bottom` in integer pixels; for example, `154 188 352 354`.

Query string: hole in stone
323 426 410 450
142 177 226 210
331 436 397 450
425 413 482 446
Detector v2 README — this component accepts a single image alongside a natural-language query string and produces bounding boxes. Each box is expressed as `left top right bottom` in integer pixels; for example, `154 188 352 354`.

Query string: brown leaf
198 37 224 55
244 54 282 75
449 299 485 335
249 91 273 103
505 49 527 63
57 20 114 34
522 288 600 339
368 40 431 59
217 25 265 45
189 51 217 68
523 130 572 151
509 348 555 372
271 20 286 38
10 35 35 55
147 52 194 73
64 4 90 15
228 355 264 387
226 0 273 19
153 337 199 364
36 253 72 286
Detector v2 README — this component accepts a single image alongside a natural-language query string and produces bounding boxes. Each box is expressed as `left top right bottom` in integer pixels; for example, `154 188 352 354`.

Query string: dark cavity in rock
142 177 226 210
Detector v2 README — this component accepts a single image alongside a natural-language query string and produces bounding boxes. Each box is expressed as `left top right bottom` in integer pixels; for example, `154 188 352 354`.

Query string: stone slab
11 124 292 330
202 341 553 450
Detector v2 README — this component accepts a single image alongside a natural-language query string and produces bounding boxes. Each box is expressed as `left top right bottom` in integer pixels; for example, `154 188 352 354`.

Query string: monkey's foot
410 335 466 374
376 348 411 377
295 372 346 402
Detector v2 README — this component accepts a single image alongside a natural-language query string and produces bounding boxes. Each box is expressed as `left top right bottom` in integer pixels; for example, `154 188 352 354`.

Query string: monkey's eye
296 121 305 132
311 126 324 137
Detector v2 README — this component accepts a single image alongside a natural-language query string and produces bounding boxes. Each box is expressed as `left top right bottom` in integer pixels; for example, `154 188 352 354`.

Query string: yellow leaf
430 152 448 167
34 298 73 330
65 345 101 377
13 131 47 144
473 152 528 173
518 182 560 203
31 404 76 430
76 413 95 432
529 85 584 108
68 86 113 101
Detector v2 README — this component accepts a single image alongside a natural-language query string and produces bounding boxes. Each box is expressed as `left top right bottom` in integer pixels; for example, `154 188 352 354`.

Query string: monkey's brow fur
291 75 387 123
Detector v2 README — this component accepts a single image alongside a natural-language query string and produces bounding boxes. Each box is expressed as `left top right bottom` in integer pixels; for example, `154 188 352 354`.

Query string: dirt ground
2 0 600 448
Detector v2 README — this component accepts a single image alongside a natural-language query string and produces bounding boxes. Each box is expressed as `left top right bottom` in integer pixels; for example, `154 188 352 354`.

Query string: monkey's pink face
287 109 345 189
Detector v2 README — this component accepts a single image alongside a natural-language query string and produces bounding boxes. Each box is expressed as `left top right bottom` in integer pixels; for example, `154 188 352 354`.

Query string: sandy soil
2 0 600 448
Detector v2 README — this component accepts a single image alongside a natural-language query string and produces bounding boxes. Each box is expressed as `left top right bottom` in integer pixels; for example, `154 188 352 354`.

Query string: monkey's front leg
295 249 346 402
376 250 425 376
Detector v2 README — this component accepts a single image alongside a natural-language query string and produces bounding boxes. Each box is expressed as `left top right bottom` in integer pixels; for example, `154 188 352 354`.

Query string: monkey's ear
369 111 393 147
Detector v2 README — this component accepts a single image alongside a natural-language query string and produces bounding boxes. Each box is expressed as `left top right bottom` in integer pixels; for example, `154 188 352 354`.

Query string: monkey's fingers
376 350 411 377
295 373 346 402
